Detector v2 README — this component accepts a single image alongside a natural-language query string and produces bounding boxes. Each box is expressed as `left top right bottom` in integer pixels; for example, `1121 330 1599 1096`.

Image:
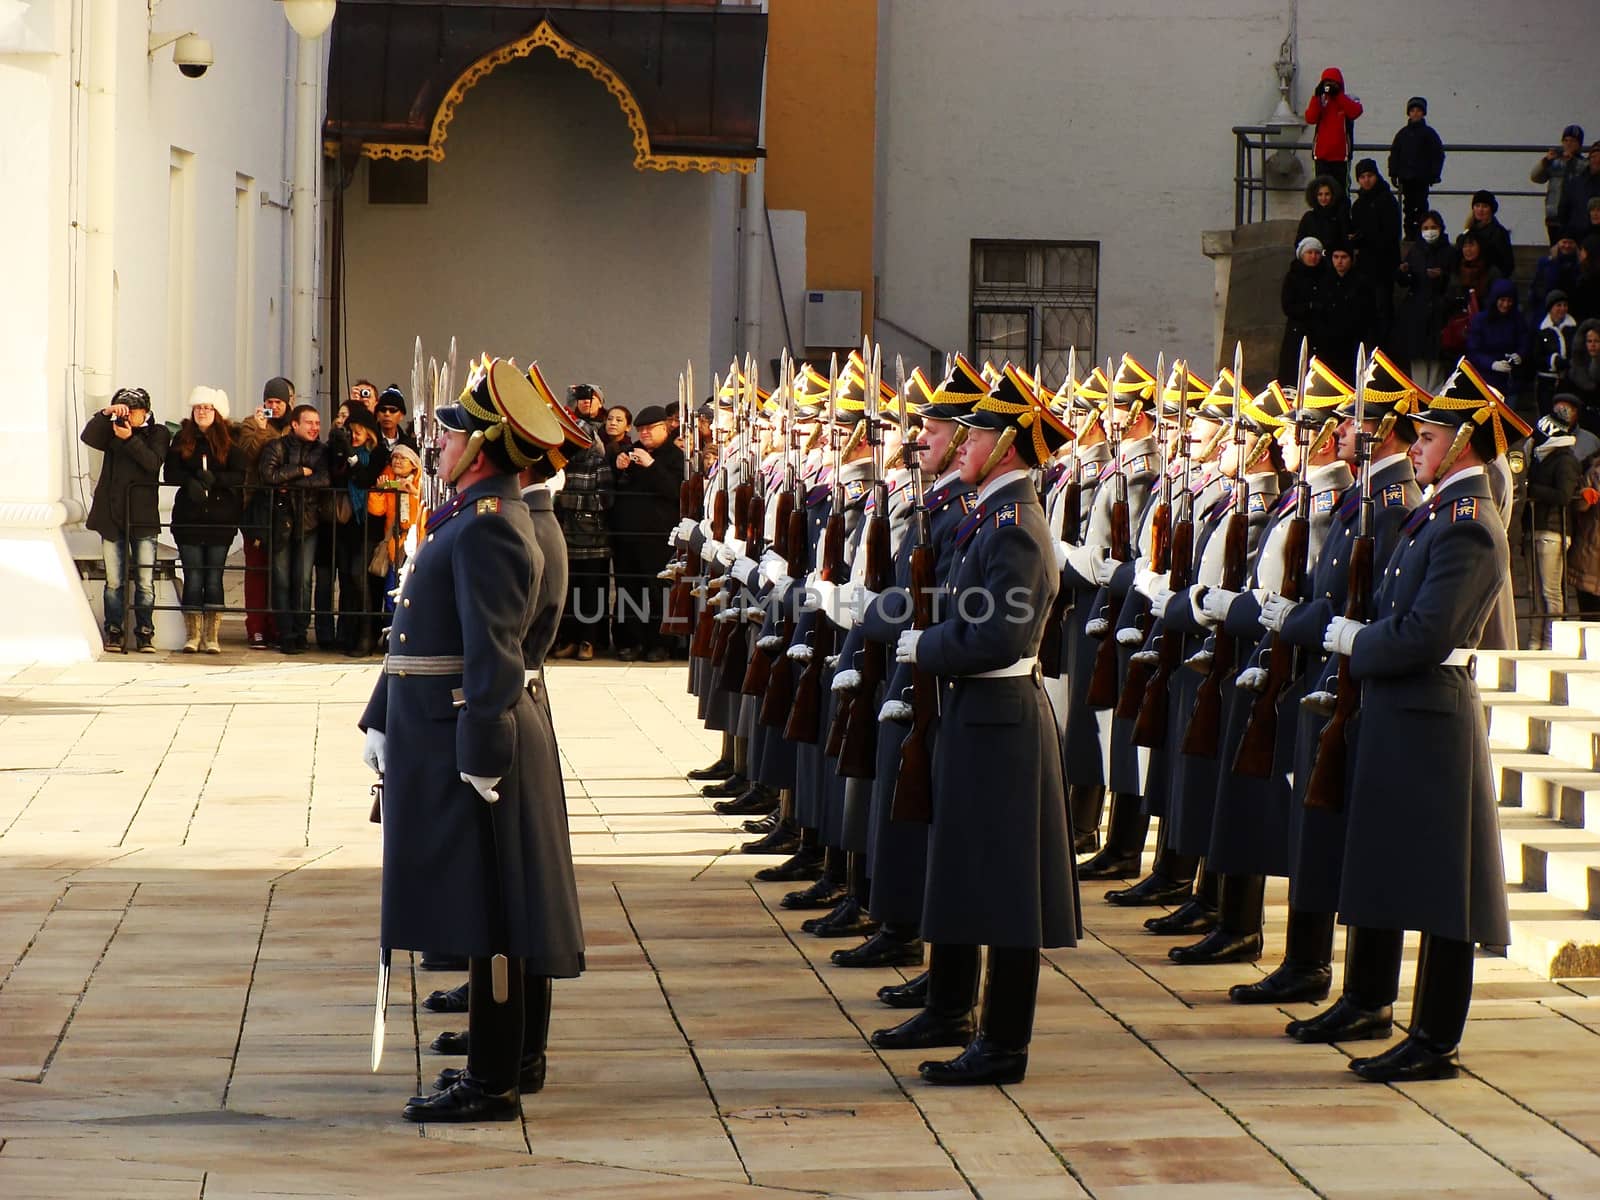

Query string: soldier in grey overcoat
361 359 586 1123
1285 360 1528 1083
870 364 1078 1088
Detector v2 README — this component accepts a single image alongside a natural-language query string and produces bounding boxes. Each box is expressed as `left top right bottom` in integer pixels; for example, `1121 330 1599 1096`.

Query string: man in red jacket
1305 67 1363 204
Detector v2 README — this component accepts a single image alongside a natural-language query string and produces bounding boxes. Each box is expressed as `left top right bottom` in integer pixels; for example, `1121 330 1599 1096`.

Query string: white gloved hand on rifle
1322 615 1365 657
362 728 386 776
1259 591 1299 632
1199 586 1237 626
460 773 500 804
895 629 922 664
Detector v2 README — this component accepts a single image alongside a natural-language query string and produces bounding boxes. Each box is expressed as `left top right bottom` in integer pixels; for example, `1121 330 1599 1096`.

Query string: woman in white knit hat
163 386 247 652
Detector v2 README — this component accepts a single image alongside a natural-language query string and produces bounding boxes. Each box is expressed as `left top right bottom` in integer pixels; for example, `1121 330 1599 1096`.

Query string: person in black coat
1311 246 1374 385
1387 96 1446 240
609 405 685 660
1394 210 1455 386
327 403 388 656
82 386 172 652
1281 238 1330 382
1348 159 1402 343
1457 189 1516 280
1295 176 1348 252
164 387 246 653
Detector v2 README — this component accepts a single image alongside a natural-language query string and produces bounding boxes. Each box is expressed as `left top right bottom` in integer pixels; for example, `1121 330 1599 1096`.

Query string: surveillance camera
174 34 213 79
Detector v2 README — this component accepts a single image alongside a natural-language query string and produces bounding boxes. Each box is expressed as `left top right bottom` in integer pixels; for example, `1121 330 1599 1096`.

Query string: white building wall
877 0 1586 376
339 53 723 417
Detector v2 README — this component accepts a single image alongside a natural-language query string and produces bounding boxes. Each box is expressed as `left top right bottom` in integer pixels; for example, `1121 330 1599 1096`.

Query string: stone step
1484 698 1570 754
1550 619 1600 659
1473 650 1589 699
1496 754 1600 832
1498 811 1600 914
1505 889 1600 979
1545 716 1600 772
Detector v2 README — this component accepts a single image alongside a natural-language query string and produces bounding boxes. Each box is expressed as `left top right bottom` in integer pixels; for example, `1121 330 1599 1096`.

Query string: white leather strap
970 656 1040 680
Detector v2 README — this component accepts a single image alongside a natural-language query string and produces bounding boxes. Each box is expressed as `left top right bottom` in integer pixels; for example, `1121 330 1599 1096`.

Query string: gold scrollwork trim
349 20 756 175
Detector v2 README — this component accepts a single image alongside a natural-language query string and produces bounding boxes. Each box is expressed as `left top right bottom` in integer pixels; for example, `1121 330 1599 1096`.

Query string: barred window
970 241 1098 389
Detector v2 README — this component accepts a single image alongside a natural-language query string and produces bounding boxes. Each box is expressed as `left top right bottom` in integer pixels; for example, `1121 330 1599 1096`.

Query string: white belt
970 656 1040 680
1440 648 1477 668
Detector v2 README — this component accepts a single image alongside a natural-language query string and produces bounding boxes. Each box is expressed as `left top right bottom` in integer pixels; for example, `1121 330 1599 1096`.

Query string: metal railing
1233 126 1551 228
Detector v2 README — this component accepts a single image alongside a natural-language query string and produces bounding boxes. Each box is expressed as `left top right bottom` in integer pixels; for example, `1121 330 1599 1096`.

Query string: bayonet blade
370 948 390 1072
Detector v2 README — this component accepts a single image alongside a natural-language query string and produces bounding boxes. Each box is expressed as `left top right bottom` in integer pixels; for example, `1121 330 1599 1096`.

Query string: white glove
460 772 501 804
1063 543 1106 584
362 728 387 776
731 555 760 586
1323 616 1365 657
1506 353 1522 367
1200 586 1237 625
771 576 795 604
726 537 747 559
832 668 861 693
1259 591 1299 632
895 629 922 664
1150 587 1173 619
812 578 838 619
787 643 812 662
759 554 790 587
832 581 864 630
674 517 697 543
715 542 739 567
1091 553 1120 587
1133 566 1161 598
1491 358 1512 374
703 539 725 563
1053 540 1070 571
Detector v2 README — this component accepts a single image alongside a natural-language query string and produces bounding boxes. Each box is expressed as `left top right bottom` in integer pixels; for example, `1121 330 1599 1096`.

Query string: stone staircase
1479 620 1600 979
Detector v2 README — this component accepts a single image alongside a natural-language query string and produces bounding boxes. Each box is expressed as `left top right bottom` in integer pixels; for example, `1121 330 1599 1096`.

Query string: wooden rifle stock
1231 513 1310 777
1114 499 1171 719
1039 476 1083 677
715 485 760 691
709 483 752 668
740 488 789 697
785 510 845 744
661 473 703 635
758 500 808 726
892 517 936 823
688 485 729 658
837 487 895 777
1179 509 1247 757
1084 496 1132 708
1131 514 1194 747
1304 530 1373 811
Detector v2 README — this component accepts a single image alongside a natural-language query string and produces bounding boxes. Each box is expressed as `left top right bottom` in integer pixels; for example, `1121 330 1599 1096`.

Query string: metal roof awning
324 1 767 174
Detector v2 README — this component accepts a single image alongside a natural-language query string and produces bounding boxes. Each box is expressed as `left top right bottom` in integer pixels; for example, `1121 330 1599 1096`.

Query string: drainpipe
290 33 319 400
739 3 769 374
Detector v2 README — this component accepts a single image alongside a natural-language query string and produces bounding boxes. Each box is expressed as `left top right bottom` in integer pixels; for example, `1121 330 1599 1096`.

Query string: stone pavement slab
1 655 1598 1198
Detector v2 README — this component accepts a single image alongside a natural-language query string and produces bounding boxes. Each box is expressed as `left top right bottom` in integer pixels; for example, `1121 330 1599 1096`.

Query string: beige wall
338 51 732 417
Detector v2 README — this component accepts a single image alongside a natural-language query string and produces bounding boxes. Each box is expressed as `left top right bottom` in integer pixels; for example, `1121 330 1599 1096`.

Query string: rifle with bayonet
716 359 762 692
1303 346 1375 811
1131 364 1198 748
892 362 937 824
711 363 755 673
1180 344 1250 758
1114 354 1170 719
688 374 729 660
1085 356 1133 709
1038 352 1078 677
742 354 795 699
838 347 896 779
662 366 704 636
824 344 879 759
785 355 843 744
1233 338 1316 776
756 382 812 726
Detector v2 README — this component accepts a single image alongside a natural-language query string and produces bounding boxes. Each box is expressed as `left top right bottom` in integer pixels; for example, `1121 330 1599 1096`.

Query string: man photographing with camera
82 387 171 652
610 405 684 662
1305 66 1363 203
551 383 613 660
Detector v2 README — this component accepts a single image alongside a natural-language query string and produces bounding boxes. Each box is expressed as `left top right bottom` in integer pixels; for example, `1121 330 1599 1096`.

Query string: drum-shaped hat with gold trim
1159 360 1212 418
1415 357 1533 460
1198 367 1245 423
956 362 1073 467
1108 353 1159 413
437 355 570 477
1336 348 1428 422
922 353 989 421
1281 356 1353 434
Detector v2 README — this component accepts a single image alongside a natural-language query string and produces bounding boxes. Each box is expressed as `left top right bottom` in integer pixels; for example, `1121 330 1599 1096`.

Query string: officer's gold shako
435 357 570 481
956 361 1073 474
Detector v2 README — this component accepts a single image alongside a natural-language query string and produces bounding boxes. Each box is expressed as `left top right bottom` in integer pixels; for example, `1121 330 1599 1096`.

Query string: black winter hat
1471 189 1499 213
345 404 380 437
1406 96 1427 115
1354 157 1380 179
1547 290 1570 311
375 386 407 414
634 405 670 428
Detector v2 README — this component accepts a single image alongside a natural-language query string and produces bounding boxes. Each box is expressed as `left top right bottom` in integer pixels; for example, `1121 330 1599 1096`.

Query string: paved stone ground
1 653 1599 1199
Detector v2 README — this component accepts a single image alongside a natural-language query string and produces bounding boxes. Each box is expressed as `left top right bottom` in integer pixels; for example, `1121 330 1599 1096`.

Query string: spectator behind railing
164 386 245 654
1314 244 1374 386
1564 320 1600 431
1522 408 1582 648
1529 235 1581 321
1349 158 1401 344
552 383 614 661
1388 97 1445 241
610 405 683 663
1449 231 1502 318
259 404 329 655
1394 210 1455 389
236 378 292 650
1572 238 1600 324
1468 279 1527 410
1295 176 1347 253
1303 66 1362 201
1279 237 1327 382
367 443 422 613
81 386 170 653
1533 291 1578 415
602 405 633 460
1531 125 1586 246
1458 189 1516 280
1559 142 1600 242
374 387 417 455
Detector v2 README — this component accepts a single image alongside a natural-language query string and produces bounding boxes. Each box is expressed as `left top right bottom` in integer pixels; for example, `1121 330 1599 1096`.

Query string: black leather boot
419 952 468 971
919 946 1037 1086
753 827 824 882
402 1074 520 1122
701 774 750 798
407 956 525 1122
832 926 924 968
803 852 877 935
688 739 736 780
1168 873 1264 965
781 846 846 908
429 1029 468 1055
1069 784 1106 855
1076 793 1147 879
1144 867 1218 935
1105 839 1199 907
870 945 978 1049
714 783 779 816
1350 934 1470 1082
1286 925 1402 1043
742 811 780 835
878 970 930 1008
428 974 550 1093
1231 908 1335 1004
421 981 469 1014
741 819 800 856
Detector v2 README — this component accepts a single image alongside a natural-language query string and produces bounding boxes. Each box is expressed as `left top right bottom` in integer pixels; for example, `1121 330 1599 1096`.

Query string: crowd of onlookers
81 373 702 659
